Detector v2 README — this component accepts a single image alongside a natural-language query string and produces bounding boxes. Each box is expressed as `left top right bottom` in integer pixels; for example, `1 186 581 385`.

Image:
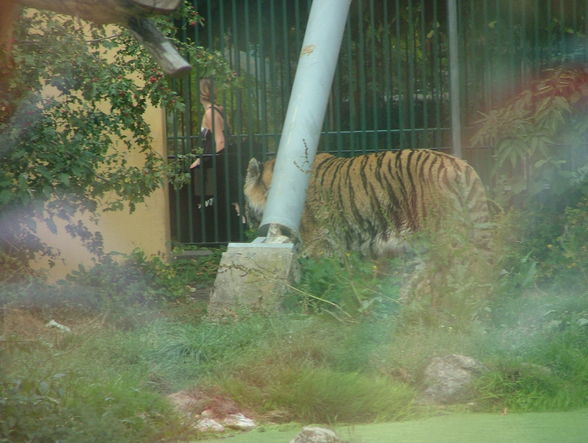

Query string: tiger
244 149 490 258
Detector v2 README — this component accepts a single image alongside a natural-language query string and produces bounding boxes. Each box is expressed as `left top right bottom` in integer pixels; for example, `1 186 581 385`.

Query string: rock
45 319 71 333
167 389 256 434
200 409 215 418
195 418 225 433
222 413 256 430
167 391 199 416
289 426 343 443
421 354 486 404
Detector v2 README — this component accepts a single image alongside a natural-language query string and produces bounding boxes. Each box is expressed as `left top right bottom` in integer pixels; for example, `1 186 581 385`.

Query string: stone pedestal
207 238 298 318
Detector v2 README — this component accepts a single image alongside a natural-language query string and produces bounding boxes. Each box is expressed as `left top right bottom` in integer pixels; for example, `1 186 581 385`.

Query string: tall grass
0 324 192 442
222 368 414 423
3 201 588 443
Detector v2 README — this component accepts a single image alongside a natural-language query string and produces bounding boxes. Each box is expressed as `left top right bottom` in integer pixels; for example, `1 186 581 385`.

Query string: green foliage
64 249 191 307
0 330 192 442
0 248 221 325
142 316 277 389
475 326 588 413
476 361 574 412
471 68 588 208
3 187 588 440
549 195 588 286
0 372 70 442
396 207 499 332
292 252 401 321
224 368 414 424
498 186 588 289
170 246 224 288
0 6 236 279
472 289 588 412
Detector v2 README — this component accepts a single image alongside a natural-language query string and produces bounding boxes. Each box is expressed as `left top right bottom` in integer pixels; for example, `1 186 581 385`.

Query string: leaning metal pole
259 0 352 239
447 0 462 158
207 0 351 317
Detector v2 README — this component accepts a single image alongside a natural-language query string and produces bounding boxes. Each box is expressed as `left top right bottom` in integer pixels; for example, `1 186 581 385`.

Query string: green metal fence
167 0 588 246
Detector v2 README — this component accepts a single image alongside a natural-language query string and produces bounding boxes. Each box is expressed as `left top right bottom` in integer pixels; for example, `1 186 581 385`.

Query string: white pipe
259 0 352 238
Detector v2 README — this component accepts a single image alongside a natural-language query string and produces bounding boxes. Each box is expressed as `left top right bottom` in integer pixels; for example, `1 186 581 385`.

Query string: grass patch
0 325 193 442
221 367 414 423
2 224 588 441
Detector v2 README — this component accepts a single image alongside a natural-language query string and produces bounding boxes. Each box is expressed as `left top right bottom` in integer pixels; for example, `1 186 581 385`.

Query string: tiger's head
243 157 276 230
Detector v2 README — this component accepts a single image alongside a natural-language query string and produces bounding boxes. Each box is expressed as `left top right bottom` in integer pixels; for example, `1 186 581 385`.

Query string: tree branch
17 0 182 24
15 0 191 76
128 17 191 77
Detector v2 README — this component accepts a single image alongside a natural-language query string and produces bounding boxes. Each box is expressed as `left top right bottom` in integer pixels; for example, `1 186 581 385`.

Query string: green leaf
58 173 71 186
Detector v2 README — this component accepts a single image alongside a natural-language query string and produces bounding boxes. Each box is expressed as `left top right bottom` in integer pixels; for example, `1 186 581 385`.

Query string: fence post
447 0 463 158
258 0 352 238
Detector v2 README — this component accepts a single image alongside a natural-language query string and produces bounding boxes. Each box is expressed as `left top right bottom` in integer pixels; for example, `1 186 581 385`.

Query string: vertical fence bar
533 0 540 77
268 0 279 153
345 14 356 153
431 0 443 147
419 0 429 148
368 0 379 149
395 0 406 148
217 0 231 243
383 0 392 149
407 1 416 147
332 24 343 154
481 0 489 111
356 0 368 152
281 0 290 117
447 0 462 158
507 0 516 95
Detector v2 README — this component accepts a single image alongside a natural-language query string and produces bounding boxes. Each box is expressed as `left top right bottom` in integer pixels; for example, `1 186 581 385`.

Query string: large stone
289 426 344 443
167 389 257 434
208 239 298 317
422 354 486 404
195 418 225 433
222 413 256 431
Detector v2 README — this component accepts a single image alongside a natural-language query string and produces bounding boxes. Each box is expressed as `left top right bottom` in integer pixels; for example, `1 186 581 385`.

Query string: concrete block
207 238 298 318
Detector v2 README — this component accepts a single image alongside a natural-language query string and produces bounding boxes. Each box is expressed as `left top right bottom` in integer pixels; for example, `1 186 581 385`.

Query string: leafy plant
0 247 222 326
226 367 414 424
0 6 236 280
471 67 588 207
0 372 70 442
475 360 569 412
142 316 278 389
554 195 588 285
291 252 401 321
61 248 210 313
0 352 191 442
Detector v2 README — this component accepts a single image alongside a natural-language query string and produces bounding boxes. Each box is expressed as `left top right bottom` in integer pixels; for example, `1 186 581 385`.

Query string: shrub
475 290 588 412
142 316 277 389
0 5 236 276
292 252 401 321
0 335 192 442
222 367 414 424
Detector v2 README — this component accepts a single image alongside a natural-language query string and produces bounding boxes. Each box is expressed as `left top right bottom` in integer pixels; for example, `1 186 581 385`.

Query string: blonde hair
199 78 215 103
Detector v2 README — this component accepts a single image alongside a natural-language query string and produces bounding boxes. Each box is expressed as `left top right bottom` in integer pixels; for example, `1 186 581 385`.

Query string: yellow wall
23 18 172 280
34 104 171 280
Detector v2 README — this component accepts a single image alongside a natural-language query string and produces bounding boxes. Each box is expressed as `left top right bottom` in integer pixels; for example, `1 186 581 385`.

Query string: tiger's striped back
244 149 489 257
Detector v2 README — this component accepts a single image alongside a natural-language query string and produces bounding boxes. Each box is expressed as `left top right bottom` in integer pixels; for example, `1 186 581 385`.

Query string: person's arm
190 107 225 169
211 108 226 153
